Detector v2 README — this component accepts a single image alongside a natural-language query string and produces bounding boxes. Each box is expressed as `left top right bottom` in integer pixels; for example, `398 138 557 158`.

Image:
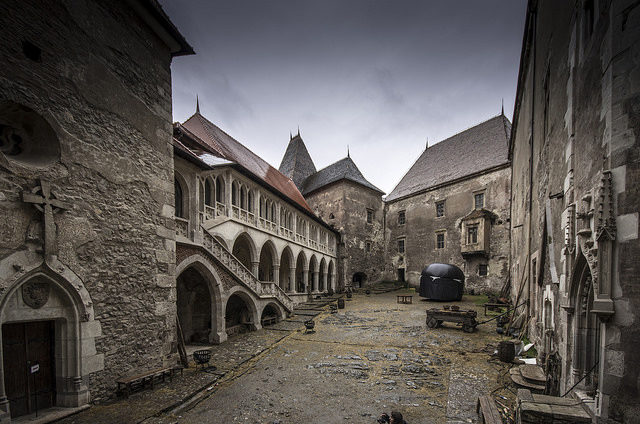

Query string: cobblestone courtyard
59 290 509 424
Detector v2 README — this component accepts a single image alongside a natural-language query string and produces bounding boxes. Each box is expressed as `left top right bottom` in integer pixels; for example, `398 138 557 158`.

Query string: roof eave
127 0 195 57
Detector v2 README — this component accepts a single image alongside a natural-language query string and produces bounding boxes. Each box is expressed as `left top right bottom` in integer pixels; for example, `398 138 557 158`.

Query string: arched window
240 186 246 210
215 176 224 203
231 182 238 206
175 178 184 218
247 191 253 213
259 197 264 218
205 179 213 206
271 203 276 223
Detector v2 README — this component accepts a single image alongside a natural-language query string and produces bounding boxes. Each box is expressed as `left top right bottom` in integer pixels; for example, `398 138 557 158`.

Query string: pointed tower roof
278 133 317 190
302 156 384 196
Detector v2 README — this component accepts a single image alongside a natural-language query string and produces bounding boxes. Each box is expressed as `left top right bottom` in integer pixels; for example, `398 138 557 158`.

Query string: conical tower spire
196 95 200 114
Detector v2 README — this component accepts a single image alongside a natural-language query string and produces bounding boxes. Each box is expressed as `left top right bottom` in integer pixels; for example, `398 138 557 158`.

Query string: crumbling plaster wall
384 166 511 293
306 180 385 288
0 0 177 401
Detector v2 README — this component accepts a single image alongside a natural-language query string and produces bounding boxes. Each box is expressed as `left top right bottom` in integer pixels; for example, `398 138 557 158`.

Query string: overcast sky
163 0 527 195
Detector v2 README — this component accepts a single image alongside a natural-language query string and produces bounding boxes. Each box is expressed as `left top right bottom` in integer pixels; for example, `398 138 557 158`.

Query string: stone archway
0 254 98 420
319 258 327 292
177 267 212 344
224 290 258 337
279 247 294 292
309 255 318 292
258 241 277 282
260 303 282 327
328 260 335 292
353 272 367 288
232 233 255 271
568 253 601 396
295 252 307 293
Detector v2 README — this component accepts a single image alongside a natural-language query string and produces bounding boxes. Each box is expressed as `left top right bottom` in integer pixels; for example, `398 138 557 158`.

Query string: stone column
273 265 280 285
312 271 319 292
289 267 296 293
322 272 328 293
251 261 259 279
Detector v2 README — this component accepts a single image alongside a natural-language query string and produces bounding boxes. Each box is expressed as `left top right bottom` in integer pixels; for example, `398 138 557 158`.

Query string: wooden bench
117 365 183 397
476 395 502 424
397 295 413 304
261 315 278 326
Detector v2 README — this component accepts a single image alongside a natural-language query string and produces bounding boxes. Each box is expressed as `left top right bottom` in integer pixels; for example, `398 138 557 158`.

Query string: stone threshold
13 405 90 424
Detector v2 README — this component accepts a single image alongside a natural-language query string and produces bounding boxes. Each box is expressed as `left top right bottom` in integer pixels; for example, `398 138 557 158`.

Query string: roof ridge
428 113 506 150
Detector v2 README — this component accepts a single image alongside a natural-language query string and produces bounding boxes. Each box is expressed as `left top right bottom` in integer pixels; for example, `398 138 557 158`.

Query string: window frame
366 208 373 224
436 232 445 249
467 224 479 244
398 210 406 226
435 200 445 218
473 192 485 210
478 264 488 276
397 238 405 254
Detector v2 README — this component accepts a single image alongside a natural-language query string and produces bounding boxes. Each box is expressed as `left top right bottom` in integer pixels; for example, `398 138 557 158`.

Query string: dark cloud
163 0 527 194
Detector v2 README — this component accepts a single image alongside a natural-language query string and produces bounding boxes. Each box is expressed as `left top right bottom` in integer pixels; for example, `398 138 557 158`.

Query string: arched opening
319 258 327 292
258 242 276 282
279 248 294 291
353 272 367 288
570 255 601 396
0 270 93 418
260 304 281 327
240 186 246 210
174 177 185 218
225 293 253 337
296 252 307 293
232 233 254 271
177 267 212 343
215 176 225 203
309 255 318 292
204 178 213 206
328 260 335 291
247 191 253 213
231 181 238 206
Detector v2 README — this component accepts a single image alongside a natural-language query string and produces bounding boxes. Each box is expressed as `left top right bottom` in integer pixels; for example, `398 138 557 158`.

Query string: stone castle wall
384 166 511 293
0 0 177 402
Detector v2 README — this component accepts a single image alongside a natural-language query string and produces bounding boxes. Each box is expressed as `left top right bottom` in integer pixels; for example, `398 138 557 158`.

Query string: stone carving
22 279 50 309
23 179 71 257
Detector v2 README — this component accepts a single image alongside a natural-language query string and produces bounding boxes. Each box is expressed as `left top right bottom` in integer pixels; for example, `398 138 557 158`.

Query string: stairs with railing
200 226 294 313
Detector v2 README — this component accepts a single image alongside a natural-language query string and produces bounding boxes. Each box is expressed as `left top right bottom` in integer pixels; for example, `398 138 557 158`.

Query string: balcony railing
175 217 189 238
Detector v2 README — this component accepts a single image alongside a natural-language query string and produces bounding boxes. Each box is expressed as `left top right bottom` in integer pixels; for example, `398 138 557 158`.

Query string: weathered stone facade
306 180 385 288
0 0 191 419
384 166 511 292
509 1 640 421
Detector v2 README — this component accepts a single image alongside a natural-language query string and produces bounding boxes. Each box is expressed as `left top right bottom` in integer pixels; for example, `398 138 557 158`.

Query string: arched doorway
258 241 276 282
569 255 601 396
309 255 318 292
260 304 281 327
295 252 307 293
0 267 94 419
279 247 294 291
319 258 327 292
177 267 212 343
353 272 367 288
225 293 254 337
232 233 254 271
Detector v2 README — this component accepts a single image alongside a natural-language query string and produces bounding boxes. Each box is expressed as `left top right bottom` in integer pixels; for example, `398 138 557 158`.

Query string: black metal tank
419 263 465 301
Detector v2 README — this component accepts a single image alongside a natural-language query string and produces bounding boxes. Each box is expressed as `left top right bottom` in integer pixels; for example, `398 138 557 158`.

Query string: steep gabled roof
278 134 317 190
302 156 384 196
386 114 511 202
178 112 313 213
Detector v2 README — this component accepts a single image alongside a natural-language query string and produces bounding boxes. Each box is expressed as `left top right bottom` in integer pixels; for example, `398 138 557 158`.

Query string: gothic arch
224 286 260 334
231 232 257 271
175 254 226 344
279 246 295 291
174 171 189 219
258 240 278 282
0 252 99 416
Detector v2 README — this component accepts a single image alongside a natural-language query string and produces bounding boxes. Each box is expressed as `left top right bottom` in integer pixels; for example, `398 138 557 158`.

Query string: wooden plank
520 364 546 383
476 395 502 424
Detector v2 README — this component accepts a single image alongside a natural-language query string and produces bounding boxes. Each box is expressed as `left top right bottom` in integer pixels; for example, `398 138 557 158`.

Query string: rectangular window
398 210 406 225
436 200 445 217
474 193 484 209
366 209 373 224
436 233 445 249
467 225 478 244
365 241 372 252
397 238 405 254
479 264 488 276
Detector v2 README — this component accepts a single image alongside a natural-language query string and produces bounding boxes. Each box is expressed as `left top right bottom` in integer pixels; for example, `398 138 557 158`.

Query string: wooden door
2 321 55 418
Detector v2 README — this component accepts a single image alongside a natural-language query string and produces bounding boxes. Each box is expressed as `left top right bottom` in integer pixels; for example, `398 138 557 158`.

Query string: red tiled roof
178 112 313 213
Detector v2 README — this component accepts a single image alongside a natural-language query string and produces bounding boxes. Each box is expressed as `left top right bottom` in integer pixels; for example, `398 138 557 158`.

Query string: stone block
156 225 175 240
81 353 104 375
80 320 102 338
155 249 173 264
156 274 175 288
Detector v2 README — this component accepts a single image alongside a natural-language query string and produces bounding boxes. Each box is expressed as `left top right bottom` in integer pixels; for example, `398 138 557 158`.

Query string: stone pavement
136 290 510 424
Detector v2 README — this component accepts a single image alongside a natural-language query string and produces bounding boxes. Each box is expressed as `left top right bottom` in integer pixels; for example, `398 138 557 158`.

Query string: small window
436 200 445 217
365 241 372 252
479 264 488 276
397 238 405 254
436 233 445 249
474 193 484 209
467 225 478 244
366 209 373 224
398 210 406 225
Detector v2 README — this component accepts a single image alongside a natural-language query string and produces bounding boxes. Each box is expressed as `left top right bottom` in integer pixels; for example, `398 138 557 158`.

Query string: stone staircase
199 226 294 314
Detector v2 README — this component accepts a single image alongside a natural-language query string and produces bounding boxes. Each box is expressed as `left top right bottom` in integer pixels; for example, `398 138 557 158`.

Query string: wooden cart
426 307 478 333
